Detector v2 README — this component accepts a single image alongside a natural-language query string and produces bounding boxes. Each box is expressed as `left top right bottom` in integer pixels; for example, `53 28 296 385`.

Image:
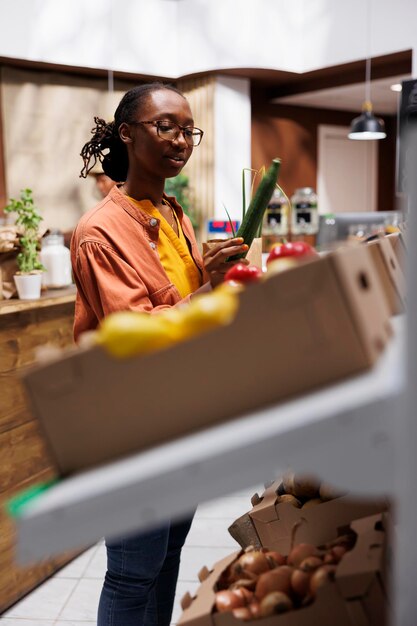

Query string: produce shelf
13 316 404 566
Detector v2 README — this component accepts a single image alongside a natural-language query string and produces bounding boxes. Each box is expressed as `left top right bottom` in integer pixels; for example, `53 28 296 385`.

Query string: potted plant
4 188 45 299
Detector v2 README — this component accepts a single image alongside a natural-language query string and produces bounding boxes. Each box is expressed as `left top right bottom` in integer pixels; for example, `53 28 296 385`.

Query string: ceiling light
348 0 386 141
390 83 403 92
348 100 387 140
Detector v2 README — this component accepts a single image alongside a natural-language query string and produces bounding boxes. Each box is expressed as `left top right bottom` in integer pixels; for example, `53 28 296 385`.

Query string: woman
71 82 248 626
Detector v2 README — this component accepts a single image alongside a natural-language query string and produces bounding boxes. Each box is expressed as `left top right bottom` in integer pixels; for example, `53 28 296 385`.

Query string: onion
299 556 323 573
277 494 301 508
265 551 286 568
232 607 252 621
232 587 254 605
319 482 346 501
235 551 270 576
291 568 311 598
287 543 319 568
215 590 245 612
249 600 262 618
230 579 257 592
331 545 347 562
255 565 293 600
310 565 337 596
302 498 323 508
323 552 338 565
259 591 293 616
282 472 320 499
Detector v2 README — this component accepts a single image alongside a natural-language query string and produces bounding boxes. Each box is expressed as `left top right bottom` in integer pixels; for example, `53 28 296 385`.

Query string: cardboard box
178 514 388 626
366 237 406 315
385 231 406 272
22 244 391 476
228 480 389 555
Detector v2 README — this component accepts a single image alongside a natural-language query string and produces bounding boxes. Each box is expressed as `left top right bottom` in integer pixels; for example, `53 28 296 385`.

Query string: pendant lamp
348 0 386 141
348 96 387 140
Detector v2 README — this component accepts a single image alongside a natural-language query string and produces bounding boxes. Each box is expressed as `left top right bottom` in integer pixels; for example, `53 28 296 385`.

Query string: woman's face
122 89 195 181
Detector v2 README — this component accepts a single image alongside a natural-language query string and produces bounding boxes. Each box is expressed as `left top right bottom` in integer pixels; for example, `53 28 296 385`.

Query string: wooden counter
0 286 78 612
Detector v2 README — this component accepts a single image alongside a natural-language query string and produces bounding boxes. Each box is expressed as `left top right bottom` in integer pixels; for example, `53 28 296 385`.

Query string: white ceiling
271 74 411 115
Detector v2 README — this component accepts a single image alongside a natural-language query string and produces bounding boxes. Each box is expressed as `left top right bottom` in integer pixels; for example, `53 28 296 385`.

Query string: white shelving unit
15 317 404 566
12 124 417 625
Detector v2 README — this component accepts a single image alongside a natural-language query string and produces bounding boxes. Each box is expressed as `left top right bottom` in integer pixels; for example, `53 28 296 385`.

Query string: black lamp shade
348 110 387 140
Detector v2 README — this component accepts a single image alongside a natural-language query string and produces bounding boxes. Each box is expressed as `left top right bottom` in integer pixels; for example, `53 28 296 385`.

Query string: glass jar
40 231 72 288
290 187 319 236
263 188 289 237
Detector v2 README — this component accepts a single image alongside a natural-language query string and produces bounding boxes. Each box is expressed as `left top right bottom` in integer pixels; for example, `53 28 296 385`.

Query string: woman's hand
203 237 250 288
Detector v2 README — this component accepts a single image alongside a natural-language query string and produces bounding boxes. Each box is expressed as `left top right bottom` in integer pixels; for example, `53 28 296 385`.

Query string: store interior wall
0 62 400 232
0 66 138 231
251 98 397 213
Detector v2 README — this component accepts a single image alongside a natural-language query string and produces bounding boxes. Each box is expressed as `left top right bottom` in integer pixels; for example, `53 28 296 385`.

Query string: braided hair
80 82 185 182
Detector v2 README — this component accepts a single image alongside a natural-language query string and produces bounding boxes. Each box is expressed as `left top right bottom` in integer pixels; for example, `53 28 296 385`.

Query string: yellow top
127 196 201 298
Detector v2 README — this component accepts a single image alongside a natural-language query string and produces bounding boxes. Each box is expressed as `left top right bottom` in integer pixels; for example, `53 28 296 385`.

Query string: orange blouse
70 185 205 341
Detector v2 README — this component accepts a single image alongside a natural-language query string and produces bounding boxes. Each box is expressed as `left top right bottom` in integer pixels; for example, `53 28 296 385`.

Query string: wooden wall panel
0 421 55 493
251 95 397 213
0 298 77 614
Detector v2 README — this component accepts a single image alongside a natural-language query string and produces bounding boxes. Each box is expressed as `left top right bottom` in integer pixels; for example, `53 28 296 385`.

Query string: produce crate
22 244 391 476
385 231 406 272
228 479 389 555
179 514 389 626
366 236 406 315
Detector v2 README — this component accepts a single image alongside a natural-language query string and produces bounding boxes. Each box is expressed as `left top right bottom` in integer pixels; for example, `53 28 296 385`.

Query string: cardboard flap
375 237 406 303
23 354 82 395
246 489 388 555
385 232 406 271
227 513 261 550
249 482 280 523
366 238 406 315
329 245 392 363
178 551 240 625
336 514 386 599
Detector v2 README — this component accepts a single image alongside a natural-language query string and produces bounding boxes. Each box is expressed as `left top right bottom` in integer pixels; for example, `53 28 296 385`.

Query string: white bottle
40 231 72 288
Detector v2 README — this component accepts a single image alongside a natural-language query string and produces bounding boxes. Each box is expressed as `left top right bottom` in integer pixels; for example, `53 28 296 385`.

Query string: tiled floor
1 485 262 625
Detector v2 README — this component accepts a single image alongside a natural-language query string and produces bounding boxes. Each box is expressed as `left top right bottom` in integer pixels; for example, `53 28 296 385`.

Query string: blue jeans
97 515 194 626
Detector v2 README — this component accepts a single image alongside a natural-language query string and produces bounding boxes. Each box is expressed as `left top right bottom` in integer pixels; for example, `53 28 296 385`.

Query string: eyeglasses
132 120 204 147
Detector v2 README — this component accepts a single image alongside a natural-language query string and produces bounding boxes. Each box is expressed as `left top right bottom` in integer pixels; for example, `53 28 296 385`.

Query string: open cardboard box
22 244 391 476
366 236 406 315
228 480 389 555
178 513 389 626
385 231 406 273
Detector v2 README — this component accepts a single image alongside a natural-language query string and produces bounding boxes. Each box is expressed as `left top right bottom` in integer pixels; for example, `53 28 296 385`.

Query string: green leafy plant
4 188 45 273
164 174 199 230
